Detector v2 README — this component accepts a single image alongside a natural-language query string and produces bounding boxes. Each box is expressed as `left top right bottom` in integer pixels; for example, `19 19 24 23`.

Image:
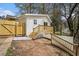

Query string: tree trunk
74 29 79 44
66 4 78 36
74 14 79 44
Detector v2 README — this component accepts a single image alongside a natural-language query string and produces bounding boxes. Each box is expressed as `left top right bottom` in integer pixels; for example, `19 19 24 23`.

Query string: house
5 15 17 20
17 14 53 37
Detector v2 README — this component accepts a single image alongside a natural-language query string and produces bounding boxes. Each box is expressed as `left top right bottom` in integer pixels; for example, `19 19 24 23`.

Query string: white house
18 14 52 36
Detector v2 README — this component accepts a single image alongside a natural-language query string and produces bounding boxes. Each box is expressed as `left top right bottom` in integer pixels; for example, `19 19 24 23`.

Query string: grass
5 47 13 56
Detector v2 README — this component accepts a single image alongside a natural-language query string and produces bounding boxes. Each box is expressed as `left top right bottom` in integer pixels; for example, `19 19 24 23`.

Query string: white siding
26 16 50 36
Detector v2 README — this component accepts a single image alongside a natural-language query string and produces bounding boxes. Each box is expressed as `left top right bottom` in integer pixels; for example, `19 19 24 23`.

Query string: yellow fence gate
0 20 25 36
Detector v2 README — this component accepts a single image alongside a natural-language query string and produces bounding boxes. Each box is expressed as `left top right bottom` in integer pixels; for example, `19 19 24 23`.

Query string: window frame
34 19 37 25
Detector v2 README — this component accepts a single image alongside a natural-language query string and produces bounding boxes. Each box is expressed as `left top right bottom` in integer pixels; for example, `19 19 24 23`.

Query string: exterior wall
26 16 51 36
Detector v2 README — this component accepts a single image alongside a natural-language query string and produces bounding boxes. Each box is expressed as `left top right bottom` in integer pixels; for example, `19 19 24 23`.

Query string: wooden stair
29 32 38 39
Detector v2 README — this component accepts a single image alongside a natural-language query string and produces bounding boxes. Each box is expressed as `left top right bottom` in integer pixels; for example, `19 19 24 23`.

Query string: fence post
75 44 79 56
50 33 52 44
15 22 16 37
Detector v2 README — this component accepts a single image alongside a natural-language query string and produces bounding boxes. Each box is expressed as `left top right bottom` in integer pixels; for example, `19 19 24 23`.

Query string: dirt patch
0 37 13 56
6 39 70 56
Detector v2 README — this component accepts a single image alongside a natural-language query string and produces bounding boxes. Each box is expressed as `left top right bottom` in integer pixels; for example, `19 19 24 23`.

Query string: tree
50 4 62 34
60 4 78 36
73 10 79 44
38 4 47 14
15 3 36 14
15 3 54 14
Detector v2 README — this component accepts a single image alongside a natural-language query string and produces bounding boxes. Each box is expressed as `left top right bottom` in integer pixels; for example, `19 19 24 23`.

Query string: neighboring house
18 14 53 36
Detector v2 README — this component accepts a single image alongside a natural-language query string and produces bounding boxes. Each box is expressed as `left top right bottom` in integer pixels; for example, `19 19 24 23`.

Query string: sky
0 3 20 16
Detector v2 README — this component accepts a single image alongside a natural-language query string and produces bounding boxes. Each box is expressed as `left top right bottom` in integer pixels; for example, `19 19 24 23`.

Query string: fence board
0 20 24 36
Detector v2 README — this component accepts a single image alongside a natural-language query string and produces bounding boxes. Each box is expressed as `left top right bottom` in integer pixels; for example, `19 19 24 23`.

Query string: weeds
5 47 13 56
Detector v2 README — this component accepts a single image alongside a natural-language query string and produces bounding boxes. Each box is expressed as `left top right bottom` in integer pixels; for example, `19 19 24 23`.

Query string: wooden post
75 44 79 56
38 25 40 33
15 22 16 37
50 33 52 45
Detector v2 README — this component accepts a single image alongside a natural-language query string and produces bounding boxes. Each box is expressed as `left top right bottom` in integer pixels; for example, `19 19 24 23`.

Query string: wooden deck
30 25 53 38
33 25 53 34
29 25 78 56
32 32 78 56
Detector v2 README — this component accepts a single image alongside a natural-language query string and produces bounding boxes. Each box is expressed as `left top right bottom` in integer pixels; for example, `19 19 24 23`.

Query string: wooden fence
0 20 25 36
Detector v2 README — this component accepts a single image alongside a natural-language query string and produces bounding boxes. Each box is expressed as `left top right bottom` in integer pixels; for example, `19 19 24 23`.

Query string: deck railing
42 33 78 55
32 25 79 55
33 25 53 34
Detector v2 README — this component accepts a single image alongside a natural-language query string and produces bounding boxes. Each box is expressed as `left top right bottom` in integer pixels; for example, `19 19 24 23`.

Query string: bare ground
0 37 13 56
7 38 70 56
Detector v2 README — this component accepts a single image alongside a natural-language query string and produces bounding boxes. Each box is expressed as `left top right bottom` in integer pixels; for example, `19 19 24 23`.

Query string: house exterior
18 14 53 37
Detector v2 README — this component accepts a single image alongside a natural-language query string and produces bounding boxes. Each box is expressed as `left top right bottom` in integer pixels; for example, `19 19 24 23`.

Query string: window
34 20 37 24
44 22 48 26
